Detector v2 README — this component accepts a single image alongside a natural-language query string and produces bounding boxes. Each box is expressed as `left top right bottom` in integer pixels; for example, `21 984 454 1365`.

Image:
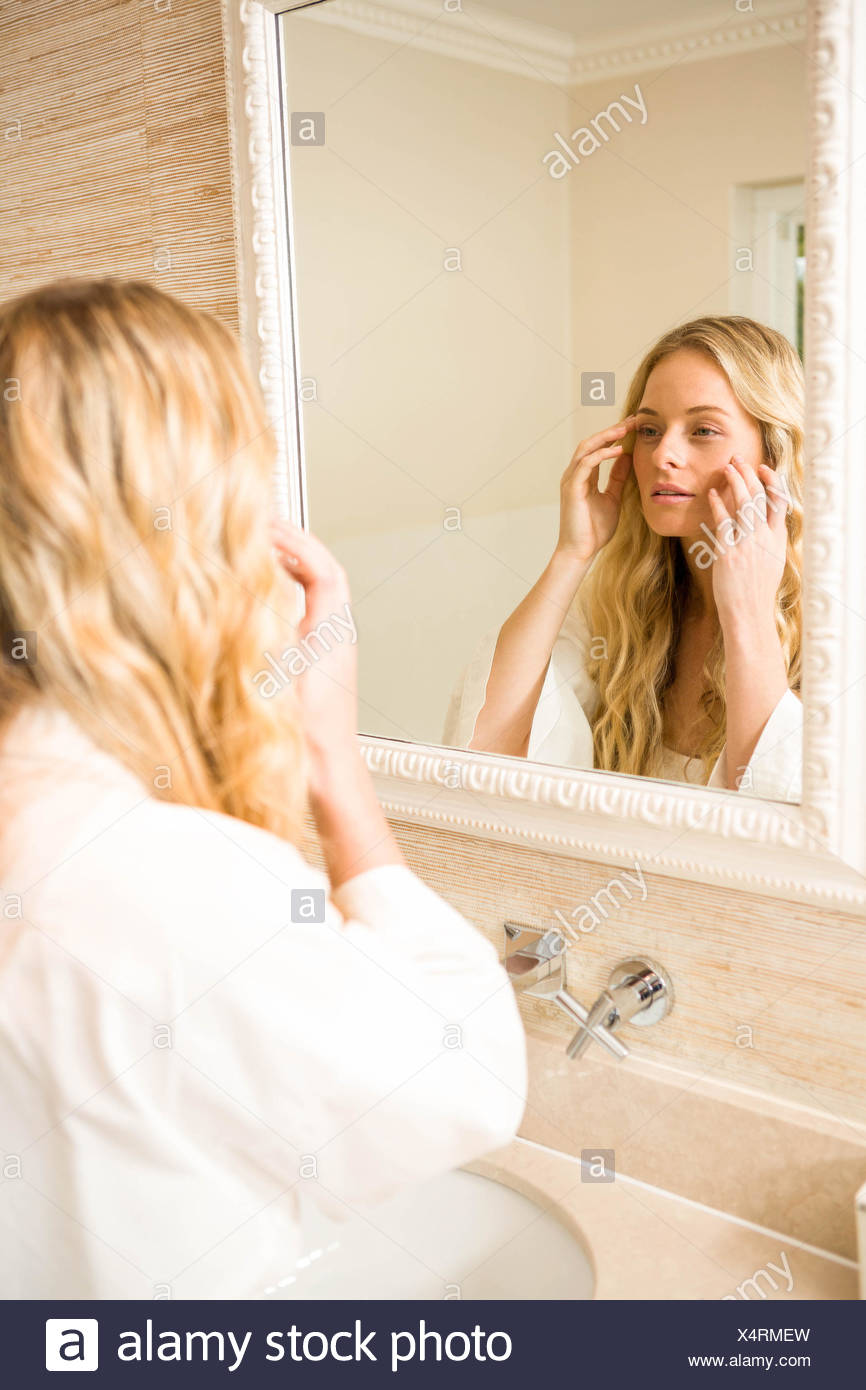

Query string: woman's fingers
718 464 749 531
758 463 791 535
710 460 791 558
270 519 350 618
564 416 637 482
728 455 769 520
271 517 312 560
569 440 627 487
570 415 637 461
270 519 303 567
561 445 609 492
272 519 341 579
721 457 754 511
707 485 737 547
604 450 633 505
577 442 624 477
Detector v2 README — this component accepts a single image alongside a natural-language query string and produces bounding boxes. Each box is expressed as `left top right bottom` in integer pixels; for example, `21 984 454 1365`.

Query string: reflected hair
0 276 308 840
579 315 803 782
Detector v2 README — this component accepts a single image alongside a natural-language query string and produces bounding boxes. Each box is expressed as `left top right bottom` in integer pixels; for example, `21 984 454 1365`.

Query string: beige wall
567 44 806 410
280 16 580 743
282 15 578 743
0 0 238 327
283 16 577 540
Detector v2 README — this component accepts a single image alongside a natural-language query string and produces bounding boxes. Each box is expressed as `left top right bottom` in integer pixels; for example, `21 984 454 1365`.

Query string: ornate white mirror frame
222 0 866 909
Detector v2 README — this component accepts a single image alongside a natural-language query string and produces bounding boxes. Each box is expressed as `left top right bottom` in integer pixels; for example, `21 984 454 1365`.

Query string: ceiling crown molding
296 0 807 87
568 4 806 83
300 0 575 84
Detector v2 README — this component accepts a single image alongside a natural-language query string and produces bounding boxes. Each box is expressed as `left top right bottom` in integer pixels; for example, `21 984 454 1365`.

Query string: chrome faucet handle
503 922 566 1001
555 958 673 1062
554 987 629 1060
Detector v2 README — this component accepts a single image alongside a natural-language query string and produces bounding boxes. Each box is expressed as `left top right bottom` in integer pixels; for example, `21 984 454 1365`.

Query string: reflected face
632 349 765 538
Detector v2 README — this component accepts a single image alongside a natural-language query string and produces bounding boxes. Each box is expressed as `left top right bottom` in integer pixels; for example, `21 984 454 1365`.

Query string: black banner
3 1298 863 1386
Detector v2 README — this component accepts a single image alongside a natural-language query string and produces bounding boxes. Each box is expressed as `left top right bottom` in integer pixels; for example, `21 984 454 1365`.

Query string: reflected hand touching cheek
705 456 790 634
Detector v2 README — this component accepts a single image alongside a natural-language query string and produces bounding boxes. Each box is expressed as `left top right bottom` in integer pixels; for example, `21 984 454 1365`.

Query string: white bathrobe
442 607 803 803
0 703 527 1298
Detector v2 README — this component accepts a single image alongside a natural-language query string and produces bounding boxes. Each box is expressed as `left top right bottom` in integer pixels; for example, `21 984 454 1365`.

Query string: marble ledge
517 1025 866 1263
470 1138 859 1300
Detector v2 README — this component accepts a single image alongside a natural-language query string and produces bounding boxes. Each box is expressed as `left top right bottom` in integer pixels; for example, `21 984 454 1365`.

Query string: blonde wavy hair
0 276 309 841
581 315 803 781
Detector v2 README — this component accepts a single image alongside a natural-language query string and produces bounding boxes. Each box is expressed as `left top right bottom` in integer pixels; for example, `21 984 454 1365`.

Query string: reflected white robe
442 607 803 803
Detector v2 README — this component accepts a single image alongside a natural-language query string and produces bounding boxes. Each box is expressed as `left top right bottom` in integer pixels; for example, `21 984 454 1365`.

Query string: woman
444 317 803 802
0 278 526 1298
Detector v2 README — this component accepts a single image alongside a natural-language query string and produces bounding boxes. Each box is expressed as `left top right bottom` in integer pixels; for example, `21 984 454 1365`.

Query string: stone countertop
468 1137 859 1300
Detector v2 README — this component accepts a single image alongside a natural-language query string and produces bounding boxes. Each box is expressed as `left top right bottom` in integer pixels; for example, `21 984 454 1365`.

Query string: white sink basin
264 1168 594 1299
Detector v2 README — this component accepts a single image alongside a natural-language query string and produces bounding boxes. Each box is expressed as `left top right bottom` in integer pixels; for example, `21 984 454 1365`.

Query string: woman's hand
270 518 404 882
708 457 792 791
557 416 636 564
270 518 358 772
707 456 789 638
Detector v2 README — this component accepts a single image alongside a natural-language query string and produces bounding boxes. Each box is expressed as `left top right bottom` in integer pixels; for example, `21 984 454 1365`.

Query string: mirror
279 0 807 803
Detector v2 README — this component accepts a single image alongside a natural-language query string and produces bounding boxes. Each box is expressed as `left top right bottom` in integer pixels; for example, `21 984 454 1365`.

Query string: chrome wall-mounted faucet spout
503 924 673 1061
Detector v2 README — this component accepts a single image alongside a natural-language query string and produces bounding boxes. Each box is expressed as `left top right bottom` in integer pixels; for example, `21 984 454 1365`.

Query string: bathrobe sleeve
158 817 529 1213
442 608 599 770
706 688 803 803
2 790 527 1296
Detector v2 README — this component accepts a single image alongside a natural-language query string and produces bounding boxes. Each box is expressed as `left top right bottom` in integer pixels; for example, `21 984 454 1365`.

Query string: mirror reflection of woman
445 317 803 800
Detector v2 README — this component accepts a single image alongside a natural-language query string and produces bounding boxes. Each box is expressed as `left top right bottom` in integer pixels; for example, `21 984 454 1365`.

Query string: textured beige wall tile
305 809 866 1244
361 818 866 1119
0 0 237 327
